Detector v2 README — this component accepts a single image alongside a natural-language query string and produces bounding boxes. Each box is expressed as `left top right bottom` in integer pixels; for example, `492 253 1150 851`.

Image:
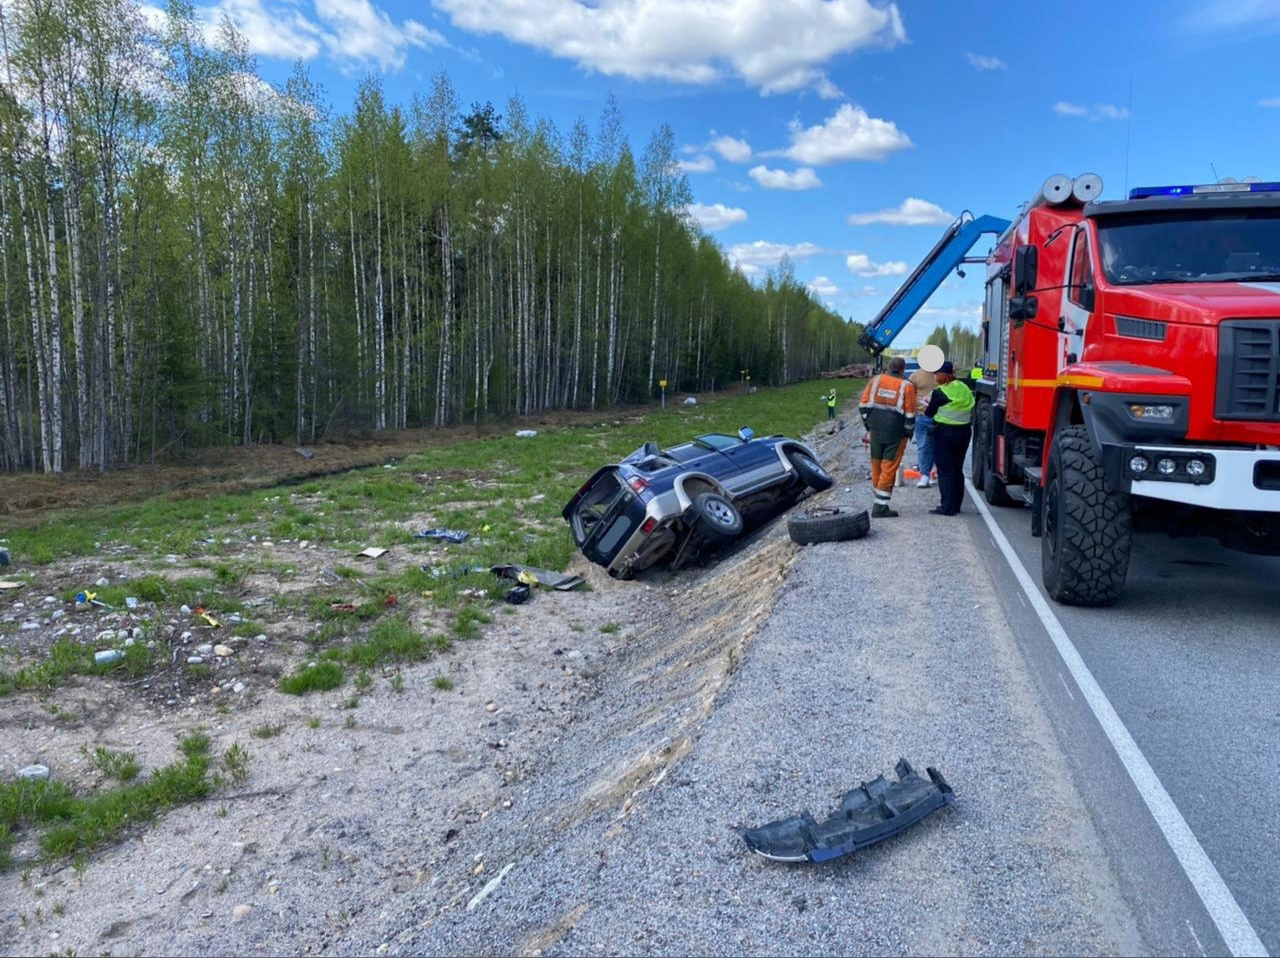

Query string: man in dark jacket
858 357 916 518
923 361 974 516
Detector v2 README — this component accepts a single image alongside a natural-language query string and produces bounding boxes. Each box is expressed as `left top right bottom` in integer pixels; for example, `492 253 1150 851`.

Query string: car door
722 436 783 494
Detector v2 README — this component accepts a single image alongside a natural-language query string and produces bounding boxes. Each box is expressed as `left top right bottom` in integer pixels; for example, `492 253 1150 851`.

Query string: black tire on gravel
976 402 1018 507
788 507 870 545
789 450 835 491
690 491 743 544
1041 424 1132 606
970 403 988 493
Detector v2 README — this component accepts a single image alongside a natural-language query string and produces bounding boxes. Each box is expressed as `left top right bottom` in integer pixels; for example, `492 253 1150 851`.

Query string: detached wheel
788 450 835 491
788 507 870 545
690 492 743 544
976 402 1017 507
1041 425 1132 606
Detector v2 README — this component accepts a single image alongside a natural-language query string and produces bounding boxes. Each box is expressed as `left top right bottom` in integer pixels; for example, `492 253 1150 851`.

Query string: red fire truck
859 174 1280 605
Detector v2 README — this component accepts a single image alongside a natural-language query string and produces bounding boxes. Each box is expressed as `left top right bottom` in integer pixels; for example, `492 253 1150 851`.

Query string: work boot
871 503 899 518
916 476 932 488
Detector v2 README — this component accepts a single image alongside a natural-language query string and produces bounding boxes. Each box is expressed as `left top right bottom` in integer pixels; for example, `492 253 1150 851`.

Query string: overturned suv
563 427 833 578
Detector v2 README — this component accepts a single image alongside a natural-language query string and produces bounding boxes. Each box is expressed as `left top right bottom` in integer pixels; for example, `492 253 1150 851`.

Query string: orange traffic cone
904 468 922 480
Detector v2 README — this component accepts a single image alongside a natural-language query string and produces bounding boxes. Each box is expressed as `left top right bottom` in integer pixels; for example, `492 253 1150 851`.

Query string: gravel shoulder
394 420 1148 957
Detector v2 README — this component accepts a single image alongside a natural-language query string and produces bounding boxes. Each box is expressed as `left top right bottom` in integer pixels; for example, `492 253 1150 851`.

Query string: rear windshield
1096 209 1280 285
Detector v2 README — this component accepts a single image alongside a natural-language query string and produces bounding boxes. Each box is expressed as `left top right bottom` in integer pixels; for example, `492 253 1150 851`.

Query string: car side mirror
1014 245 1038 294
738 426 754 441
1009 295 1038 322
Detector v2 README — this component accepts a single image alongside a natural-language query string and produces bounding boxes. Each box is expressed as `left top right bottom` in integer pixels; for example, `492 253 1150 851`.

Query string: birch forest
0 0 863 475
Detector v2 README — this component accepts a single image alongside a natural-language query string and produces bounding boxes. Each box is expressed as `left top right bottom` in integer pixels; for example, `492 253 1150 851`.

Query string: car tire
690 492 743 544
1041 425 1132 606
788 450 835 491
788 507 870 545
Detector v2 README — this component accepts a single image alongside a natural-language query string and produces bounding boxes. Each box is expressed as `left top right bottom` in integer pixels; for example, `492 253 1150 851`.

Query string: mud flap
742 759 954 863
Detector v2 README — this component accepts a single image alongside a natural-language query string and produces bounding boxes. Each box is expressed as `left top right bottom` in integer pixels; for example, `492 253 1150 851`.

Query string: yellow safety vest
934 379 974 426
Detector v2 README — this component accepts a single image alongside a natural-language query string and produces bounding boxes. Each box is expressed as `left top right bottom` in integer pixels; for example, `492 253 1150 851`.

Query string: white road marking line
966 479 1269 958
1056 672 1075 701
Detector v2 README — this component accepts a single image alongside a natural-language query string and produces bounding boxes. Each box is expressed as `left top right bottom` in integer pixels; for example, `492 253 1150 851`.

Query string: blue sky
184 0 1280 348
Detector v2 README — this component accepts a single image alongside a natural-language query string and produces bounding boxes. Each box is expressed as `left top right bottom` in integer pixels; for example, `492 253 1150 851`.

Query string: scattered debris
742 759 955 863
682 396 697 406
503 583 531 605
195 608 221 628
17 764 50 781
514 429 538 438
357 546 388 559
125 596 140 609
295 447 315 460
0 579 22 590
329 602 357 613
491 564 585 591
0 546 9 566
788 507 871 545
94 650 124 665
75 590 112 608
414 528 470 544
466 862 515 911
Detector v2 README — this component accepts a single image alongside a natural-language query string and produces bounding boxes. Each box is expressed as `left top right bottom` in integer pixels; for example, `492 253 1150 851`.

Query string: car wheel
788 451 835 491
788 507 870 545
690 491 743 544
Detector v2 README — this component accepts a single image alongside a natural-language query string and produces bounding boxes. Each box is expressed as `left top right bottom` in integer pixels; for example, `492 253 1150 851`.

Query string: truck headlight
1129 455 1150 474
1129 404 1176 421
1185 459 1206 478
1156 458 1178 475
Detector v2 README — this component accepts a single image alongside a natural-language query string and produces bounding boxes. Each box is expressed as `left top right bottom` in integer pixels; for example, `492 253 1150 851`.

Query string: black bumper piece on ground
742 759 954 863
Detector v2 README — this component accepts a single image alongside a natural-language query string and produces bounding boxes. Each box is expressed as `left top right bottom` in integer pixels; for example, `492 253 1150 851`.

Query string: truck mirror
1014 245 1038 294
1009 295 1038 322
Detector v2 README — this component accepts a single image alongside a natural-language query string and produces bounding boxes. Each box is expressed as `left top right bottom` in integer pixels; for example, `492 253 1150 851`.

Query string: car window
574 472 623 531
694 434 739 451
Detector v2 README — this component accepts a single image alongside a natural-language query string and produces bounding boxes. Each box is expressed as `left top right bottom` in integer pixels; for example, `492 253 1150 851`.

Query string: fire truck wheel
975 402 1017 506
1041 425 1132 606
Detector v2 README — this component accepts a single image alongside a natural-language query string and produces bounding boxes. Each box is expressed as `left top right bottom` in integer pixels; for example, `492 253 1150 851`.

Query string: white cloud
728 240 823 276
686 201 748 231
748 164 822 190
158 0 445 70
433 0 905 96
920 302 982 323
847 197 954 226
1261 97 1280 107
678 155 716 173
815 76 843 99
847 252 908 277
709 135 752 163
1184 0 1280 34
966 51 1006 70
807 275 840 296
1054 101 1128 121
780 103 912 165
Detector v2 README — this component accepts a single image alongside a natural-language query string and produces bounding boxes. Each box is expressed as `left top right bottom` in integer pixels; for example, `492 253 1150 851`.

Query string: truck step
1021 466 1042 506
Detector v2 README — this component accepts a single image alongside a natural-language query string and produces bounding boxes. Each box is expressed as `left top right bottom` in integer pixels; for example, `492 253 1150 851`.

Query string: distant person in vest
924 361 975 516
826 389 838 419
858 357 917 518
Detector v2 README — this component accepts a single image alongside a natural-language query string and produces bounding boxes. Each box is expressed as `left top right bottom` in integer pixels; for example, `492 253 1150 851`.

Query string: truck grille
1217 320 1280 421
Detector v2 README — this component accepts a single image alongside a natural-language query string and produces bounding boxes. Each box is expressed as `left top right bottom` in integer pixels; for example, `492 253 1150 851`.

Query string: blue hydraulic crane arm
856 213 1012 356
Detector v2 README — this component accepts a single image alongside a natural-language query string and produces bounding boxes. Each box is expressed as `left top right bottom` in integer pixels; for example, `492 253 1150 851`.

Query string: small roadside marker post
659 378 667 408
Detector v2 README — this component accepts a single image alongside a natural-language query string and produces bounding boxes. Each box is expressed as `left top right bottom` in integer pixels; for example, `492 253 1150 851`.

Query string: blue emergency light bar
1129 181 1280 199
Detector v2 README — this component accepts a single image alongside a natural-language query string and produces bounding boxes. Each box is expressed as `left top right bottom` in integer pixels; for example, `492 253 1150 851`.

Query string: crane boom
857 213 1012 355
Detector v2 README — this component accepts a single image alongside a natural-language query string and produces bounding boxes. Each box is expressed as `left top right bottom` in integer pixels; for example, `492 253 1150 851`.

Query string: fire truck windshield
1097 209 1280 285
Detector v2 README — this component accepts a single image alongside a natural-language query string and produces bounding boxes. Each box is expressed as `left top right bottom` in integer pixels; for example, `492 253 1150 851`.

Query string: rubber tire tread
691 492 743 545
789 451 835 491
788 508 870 545
1041 425 1132 606
976 402 1018 506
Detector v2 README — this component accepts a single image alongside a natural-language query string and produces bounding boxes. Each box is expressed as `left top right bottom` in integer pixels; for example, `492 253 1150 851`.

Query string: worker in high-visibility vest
825 389 838 419
858 356 917 518
923 361 975 516
969 363 984 385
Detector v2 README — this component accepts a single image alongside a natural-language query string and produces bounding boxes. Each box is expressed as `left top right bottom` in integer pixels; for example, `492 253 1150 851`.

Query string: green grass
431 675 455 691
89 748 140 783
451 606 493 641
0 733 242 870
251 722 285 739
599 622 620 634
278 662 344 696
0 640 155 698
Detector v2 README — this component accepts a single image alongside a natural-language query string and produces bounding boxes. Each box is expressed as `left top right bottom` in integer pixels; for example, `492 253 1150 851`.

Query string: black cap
938 361 955 374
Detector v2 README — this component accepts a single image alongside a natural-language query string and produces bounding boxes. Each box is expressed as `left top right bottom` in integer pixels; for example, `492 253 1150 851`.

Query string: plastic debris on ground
94 649 124 665
682 396 697 405
514 429 538 438
74 590 112 608
414 528 470 544
0 580 23 591
425 564 490 579
490 563 585 591
504 583 531 605
329 602 357 613
194 607 221 628
742 759 955 863
125 596 140 609
296 447 315 459
0 547 9 566
357 546 389 559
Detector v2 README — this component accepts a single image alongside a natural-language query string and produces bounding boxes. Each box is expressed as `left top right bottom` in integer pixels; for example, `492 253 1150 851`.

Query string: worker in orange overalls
859 356 917 518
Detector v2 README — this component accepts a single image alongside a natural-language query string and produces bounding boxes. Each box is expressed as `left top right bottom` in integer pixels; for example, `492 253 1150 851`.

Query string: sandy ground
0 415 1146 956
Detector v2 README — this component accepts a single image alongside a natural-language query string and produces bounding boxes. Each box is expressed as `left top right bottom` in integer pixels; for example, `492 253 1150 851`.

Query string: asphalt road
969 481 1280 957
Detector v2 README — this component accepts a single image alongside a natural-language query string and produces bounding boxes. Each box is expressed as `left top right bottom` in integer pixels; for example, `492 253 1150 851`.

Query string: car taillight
628 477 650 495
640 517 658 535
